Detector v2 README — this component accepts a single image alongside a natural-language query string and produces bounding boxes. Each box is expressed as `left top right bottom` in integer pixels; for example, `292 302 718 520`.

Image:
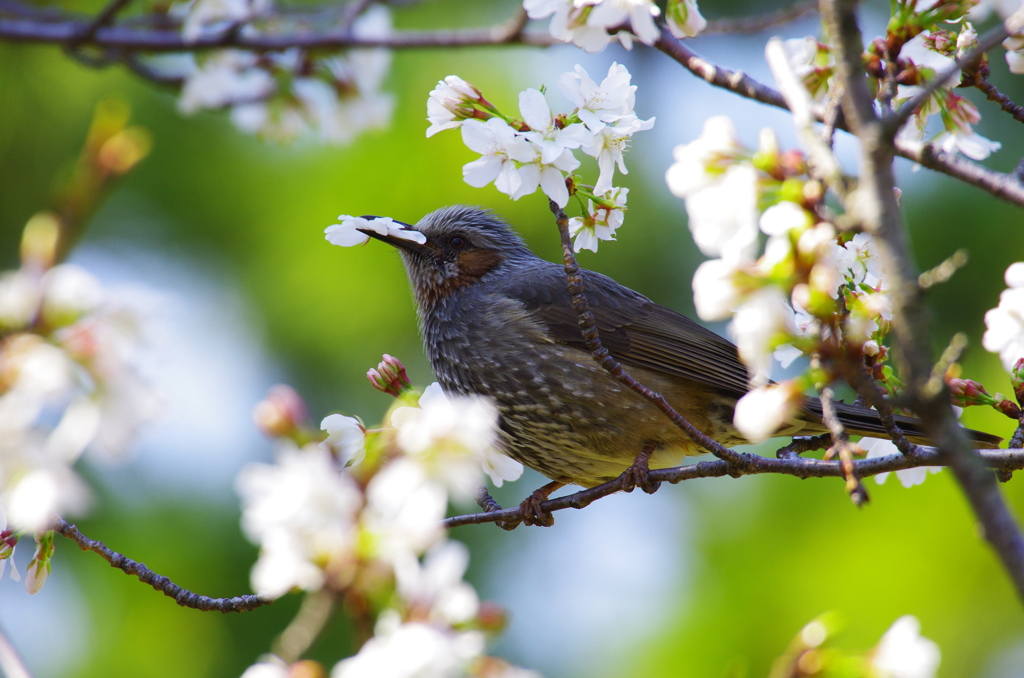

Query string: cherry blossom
1004 34 1024 73
665 115 747 198
320 414 366 467
390 383 522 494
427 77 482 138
181 0 271 42
862 437 942 487
235 444 363 597
666 0 707 38
518 88 591 164
870 616 941 678
568 187 628 252
683 164 760 264
460 118 535 199
558 62 638 133
524 0 667 52
581 114 655 193
732 381 804 443
983 262 1024 371
730 287 796 384
691 258 745 322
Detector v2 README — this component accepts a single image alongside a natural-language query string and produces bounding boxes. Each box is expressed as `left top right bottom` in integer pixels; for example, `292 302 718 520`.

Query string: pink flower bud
1012 357 1024 404
252 384 309 438
367 354 412 397
947 378 995 407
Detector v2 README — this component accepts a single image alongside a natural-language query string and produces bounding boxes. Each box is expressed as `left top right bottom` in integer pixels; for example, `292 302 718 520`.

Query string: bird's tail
802 399 1002 449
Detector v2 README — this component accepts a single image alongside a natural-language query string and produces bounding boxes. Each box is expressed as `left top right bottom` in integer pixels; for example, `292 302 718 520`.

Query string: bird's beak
357 216 436 256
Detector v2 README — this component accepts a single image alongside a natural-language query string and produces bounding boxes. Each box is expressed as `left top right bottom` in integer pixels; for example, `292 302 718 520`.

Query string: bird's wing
504 265 753 399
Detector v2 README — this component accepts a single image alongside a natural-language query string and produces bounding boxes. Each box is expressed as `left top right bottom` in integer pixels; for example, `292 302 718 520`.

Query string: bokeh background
2 0 1024 676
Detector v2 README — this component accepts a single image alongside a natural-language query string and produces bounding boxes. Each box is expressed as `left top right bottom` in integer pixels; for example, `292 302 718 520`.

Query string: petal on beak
356 216 435 255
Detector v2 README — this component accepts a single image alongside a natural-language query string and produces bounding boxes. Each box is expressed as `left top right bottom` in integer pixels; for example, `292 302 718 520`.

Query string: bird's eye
448 236 468 250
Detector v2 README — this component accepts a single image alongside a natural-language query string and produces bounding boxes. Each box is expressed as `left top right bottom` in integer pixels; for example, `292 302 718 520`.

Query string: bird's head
359 206 534 308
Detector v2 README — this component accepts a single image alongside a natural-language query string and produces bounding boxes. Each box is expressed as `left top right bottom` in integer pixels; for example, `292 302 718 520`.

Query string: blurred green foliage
1 0 1023 676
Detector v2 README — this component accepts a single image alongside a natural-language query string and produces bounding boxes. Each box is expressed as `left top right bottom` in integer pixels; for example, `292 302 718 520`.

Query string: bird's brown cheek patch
456 249 504 279
415 249 505 308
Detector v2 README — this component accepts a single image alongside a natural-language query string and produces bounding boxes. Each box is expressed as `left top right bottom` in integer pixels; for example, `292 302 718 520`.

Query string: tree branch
0 5 550 51
975 79 1024 125
52 518 272 612
703 0 818 35
821 0 1024 604
549 199 748 468
442 445 1024 529
3 1 1023 208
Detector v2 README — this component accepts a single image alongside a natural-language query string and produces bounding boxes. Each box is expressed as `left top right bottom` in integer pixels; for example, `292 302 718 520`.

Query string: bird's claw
621 442 661 494
515 480 565 527
519 491 555 527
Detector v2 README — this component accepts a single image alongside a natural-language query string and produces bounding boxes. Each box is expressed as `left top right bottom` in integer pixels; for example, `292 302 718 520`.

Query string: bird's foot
621 441 661 494
474 486 519 531
517 480 565 527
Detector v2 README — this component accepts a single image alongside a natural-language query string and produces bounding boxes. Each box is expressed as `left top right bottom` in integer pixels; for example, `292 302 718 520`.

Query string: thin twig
975 79 1024 125
776 433 833 459
72 0 134 45
703 0 818 35
820 385 868 505
0 10 552 51
845 365 917 455
52 518 272 612
442 445 1024 529
549 199 749 468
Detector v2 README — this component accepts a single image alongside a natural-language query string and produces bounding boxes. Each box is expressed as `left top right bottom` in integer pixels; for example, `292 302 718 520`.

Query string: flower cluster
426 63 654 252
890 28 1001 160
236 361 532 677
0 231 159 592
666 116 900 443
524 0 706 52
179 6 394 144
783 1 1002 161
771 613 941 678
180 0 271 42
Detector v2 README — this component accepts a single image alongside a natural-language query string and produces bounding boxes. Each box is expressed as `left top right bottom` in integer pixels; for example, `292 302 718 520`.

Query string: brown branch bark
703 0 818 35
975 79 1024 125
53 518 272 612
821 0 1024 604
0 7 549 51
442 445 1024 529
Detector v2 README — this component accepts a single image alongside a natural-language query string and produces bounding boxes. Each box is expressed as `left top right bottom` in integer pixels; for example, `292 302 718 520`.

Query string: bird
354 205 1000 519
